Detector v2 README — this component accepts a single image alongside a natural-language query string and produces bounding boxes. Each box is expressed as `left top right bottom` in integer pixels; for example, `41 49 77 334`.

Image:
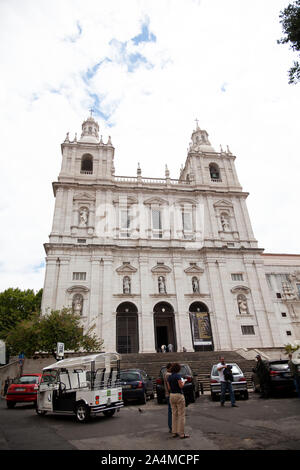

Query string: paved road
1 393 300 451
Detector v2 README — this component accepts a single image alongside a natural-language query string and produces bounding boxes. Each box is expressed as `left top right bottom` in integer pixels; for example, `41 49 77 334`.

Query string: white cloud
0 0 299 292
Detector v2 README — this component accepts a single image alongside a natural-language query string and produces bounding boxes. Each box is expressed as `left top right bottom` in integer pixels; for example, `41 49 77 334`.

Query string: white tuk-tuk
36 352 124 422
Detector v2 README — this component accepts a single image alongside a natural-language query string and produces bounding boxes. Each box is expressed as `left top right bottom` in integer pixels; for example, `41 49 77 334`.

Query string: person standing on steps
163 363 172 433
217 357 238 407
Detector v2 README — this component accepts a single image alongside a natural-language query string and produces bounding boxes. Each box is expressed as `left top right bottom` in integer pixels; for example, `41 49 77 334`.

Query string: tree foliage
5 308 103 358
0 288 43 340
278 0 300 83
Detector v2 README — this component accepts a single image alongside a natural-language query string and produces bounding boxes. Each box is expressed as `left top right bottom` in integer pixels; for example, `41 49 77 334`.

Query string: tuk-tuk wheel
75 403 90 423
103 409 116 417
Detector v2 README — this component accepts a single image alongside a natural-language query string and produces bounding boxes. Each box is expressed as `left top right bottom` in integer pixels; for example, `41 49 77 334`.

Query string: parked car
155 364 199 404
119 369 154 404
6 374 42 408
252 359 296 395
210 363 248 401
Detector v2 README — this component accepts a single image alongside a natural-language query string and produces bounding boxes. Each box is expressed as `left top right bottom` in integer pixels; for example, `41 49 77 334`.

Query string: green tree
284 343 300 355
0 288 43 340
5 308 103 358
278 0 300 83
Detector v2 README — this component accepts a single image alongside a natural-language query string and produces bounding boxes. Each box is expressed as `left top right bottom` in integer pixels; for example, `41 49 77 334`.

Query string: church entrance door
153 302 177 352
189 302 214 351
116 302 139 354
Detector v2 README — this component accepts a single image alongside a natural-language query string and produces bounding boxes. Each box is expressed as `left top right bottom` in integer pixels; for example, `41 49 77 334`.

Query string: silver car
210 363 248 401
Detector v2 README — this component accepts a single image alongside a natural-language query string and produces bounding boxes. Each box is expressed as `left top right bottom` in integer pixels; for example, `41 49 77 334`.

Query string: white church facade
41 115 300 353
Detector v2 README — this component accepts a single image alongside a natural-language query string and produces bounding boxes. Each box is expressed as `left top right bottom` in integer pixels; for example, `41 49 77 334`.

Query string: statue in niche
158 276 166 294
73 294 83 315
192 276 200 293
123 276 131 294
220 214 230 232
237 295 249 315
79 207 89 227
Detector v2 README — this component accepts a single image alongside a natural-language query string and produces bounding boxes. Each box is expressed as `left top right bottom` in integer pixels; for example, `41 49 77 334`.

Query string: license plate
284 373 291 378
15 388 25 391
123 385 131 389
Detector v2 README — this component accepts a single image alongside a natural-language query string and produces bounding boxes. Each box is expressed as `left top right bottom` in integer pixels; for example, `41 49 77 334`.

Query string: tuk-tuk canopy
43 352 121 371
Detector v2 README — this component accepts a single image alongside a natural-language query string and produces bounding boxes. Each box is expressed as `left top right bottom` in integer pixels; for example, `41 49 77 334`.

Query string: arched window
209 163 221 181
81 154 93 173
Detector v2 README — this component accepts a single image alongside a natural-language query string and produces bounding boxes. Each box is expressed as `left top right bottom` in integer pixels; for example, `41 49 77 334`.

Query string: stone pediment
184 263 204 274
73 192 95 201
231 285 251 294
116 262 137 274
113 196 138 205
151 262 172 274
175 198 197 206
213 199 233 209
144 197 168 206
66 285 90 293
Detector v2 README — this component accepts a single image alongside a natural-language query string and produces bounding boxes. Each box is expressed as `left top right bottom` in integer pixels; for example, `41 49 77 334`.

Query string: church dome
79 114 99 143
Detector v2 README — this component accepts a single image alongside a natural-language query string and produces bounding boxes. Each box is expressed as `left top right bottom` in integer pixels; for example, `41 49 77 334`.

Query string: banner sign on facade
190 312 212 346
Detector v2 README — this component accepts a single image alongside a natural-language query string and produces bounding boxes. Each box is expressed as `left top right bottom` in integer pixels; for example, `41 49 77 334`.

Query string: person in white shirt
217 357 238 407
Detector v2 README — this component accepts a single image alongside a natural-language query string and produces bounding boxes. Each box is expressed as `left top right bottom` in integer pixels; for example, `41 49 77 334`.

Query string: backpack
223 367 233 382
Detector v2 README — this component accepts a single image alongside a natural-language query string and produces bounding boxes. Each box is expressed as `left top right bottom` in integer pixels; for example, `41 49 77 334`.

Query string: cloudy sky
0 0 299 292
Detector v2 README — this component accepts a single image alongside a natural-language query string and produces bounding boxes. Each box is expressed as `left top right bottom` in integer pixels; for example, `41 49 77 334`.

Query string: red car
6 374 42 408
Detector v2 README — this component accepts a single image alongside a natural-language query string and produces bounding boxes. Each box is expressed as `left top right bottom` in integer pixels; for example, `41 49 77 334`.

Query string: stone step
18 350 256 393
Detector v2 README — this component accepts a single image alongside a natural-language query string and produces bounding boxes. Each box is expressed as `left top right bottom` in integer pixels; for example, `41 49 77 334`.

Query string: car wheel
242 390 249 400
6 401 16 409
211 392 218 402
103 409 116 417
189 389 196 403
36 409 47 416
157 394 164 404
75 403 90 423
139 392 147 405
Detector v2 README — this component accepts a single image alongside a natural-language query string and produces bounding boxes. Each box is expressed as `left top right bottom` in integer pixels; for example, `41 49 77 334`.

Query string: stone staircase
119 351 256 392
19 351 256 393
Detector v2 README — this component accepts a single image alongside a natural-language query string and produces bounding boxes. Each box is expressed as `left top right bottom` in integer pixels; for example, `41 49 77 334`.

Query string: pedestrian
167 363 190 439
161 345 166 353
252 354 270 398
182 346 187 353
168 343 173 353
3 377 10 396
163 363 173 433
288 353 300 398
217 357 238 407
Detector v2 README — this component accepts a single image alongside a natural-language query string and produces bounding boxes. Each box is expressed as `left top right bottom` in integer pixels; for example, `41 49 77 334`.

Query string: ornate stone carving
123 276 131 294
237 294 249 314
192 276 200 293
79 207 89 227
72 293 83 315
158 276 166 294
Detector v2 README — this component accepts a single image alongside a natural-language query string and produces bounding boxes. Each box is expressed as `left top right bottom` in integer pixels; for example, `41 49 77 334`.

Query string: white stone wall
41 119 300 353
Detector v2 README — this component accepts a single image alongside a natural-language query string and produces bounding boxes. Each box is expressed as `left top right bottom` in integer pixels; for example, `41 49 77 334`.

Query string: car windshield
41 370 58 383
212 364 241 376
270 363 289 371
120 371 141 381
13 376 39 384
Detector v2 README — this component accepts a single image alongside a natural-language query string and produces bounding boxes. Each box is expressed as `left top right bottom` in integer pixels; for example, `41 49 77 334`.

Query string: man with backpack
217 357 238 407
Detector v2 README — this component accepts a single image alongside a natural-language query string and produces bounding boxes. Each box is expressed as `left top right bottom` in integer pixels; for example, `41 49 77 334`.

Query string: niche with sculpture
123 276 131 294
158 276 167 294
192 276 200 293
237 294 249 315
72 293 83 315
